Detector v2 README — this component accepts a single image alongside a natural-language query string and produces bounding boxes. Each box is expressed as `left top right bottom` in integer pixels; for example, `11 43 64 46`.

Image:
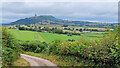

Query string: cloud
2 0 119 2
2 2 118 23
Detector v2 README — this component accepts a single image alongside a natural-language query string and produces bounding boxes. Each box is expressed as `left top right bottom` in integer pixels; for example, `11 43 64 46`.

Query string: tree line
18 26 80 36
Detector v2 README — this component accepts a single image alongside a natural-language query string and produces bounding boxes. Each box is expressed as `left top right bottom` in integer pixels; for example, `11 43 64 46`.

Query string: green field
8 29 103 43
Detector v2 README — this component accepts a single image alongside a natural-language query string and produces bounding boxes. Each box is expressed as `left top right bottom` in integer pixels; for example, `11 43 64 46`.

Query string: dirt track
21 54 58 68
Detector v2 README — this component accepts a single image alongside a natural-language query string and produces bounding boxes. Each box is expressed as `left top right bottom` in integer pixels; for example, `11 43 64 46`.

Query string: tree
68 28 71 30
83 28 86 31
18 27 26 30
76 29 79 31
67 33 72 36
62 25 68 27
51 27 55 31
64 28 68 30
55 27 57 29
16 24 20 27
29 28 35 31
79 29 82 32
44 27 51 32
72 28 74 30
39 26 41 29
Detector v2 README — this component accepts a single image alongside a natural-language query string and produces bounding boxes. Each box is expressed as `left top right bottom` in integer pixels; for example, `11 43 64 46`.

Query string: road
21 54 58 68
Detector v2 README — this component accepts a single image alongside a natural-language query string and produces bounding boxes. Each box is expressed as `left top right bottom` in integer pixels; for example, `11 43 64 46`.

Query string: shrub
20 41 46 53
2 27 20 66
49 39 63 54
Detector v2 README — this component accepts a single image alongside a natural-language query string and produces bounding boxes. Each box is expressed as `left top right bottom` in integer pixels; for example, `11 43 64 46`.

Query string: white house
82 31 90 33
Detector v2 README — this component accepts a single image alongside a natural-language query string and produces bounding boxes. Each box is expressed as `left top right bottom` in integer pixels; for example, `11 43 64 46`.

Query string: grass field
8 29 103 43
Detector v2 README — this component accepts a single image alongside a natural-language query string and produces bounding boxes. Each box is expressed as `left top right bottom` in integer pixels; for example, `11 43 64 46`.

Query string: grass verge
13 58 30 66
23 52 93 66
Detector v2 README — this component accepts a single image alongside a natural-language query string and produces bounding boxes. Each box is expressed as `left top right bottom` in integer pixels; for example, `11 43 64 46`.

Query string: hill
9 15 93 26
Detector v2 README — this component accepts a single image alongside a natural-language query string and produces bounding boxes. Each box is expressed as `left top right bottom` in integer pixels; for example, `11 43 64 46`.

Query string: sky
1 1 118 23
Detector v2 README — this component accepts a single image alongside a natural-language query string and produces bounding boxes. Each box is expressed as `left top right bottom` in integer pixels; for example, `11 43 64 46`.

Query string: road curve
21 54 58 68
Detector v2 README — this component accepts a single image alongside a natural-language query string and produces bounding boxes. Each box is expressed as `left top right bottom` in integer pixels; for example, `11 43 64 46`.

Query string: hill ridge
9 15 93 26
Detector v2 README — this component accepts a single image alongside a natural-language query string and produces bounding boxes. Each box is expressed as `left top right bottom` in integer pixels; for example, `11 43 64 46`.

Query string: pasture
8 29 103 43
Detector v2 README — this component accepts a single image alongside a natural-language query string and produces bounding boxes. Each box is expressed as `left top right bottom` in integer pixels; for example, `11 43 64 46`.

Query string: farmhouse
68 31 74 33
82 31 90 33
75 31 80 33
44 31 47 32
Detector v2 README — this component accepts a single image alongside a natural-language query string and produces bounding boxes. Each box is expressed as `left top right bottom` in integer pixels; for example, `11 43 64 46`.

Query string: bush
20 41 46 53
2 27 20 66
67 33 72 36
49 39 63 54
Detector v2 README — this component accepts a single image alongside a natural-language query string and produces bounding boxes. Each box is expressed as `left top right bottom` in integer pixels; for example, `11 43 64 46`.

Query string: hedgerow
20 41 47 53
47 25 120 66
2 27 21 66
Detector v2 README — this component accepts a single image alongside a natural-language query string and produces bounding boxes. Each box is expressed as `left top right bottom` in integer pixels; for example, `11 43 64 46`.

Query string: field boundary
37 33 46 42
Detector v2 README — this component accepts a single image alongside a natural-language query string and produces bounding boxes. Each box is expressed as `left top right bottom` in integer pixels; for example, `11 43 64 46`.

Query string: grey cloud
2 2 118 23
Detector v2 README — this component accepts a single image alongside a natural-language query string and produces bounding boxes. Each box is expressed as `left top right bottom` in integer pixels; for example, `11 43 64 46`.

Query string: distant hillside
9 15 93 26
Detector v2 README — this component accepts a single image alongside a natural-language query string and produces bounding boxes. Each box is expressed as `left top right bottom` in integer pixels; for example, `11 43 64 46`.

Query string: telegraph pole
34 13 39 42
